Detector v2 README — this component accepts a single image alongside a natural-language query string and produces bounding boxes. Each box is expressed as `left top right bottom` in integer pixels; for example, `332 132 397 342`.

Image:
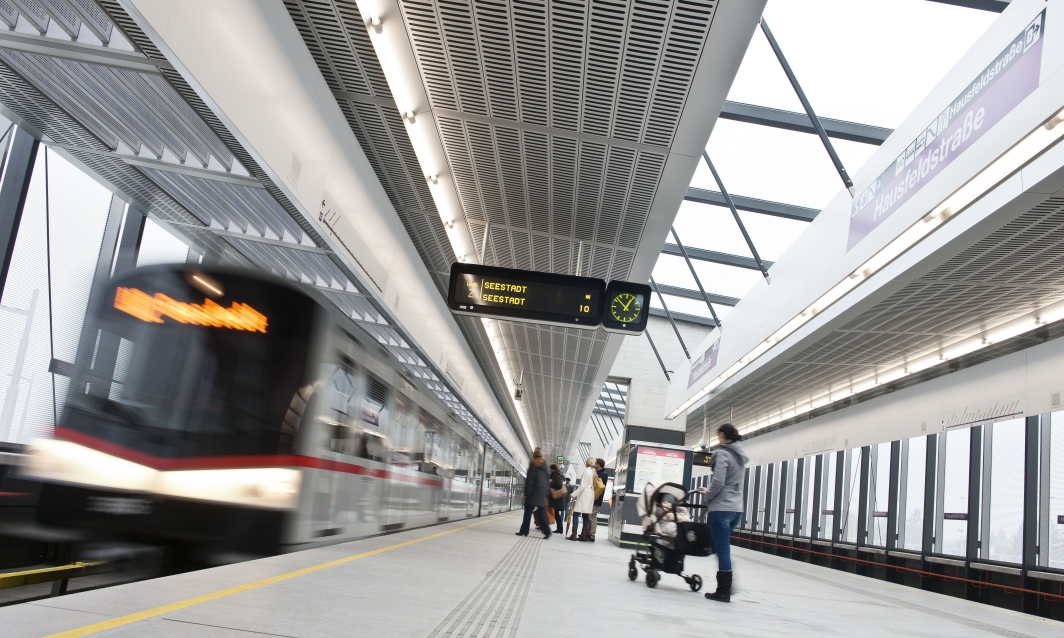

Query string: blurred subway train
17 265 522 562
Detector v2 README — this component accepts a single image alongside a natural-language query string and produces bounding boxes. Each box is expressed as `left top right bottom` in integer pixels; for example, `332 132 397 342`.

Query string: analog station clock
601 281 651 334
611 292 642 324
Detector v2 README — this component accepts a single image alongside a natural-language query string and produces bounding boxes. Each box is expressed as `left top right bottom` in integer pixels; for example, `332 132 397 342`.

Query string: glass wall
0 147 113 443
899 436 927 551
782 459 797 535
1047 413 1064 569
734 413 1064 575
800 455 815 537
938 428 971 556
818 452 836 540
841 449 861 543
867 442 891 546
986 418 1024 562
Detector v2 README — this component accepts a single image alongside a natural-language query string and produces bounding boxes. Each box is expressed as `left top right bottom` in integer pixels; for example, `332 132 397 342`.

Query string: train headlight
257 480 298 501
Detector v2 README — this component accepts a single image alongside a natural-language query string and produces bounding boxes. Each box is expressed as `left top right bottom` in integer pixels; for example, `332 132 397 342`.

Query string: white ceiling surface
667 0 1064 436
123 0 528 464
648 1 997 323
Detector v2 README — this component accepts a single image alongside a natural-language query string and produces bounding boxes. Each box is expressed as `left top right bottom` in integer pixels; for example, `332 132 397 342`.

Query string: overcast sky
650 0 998 320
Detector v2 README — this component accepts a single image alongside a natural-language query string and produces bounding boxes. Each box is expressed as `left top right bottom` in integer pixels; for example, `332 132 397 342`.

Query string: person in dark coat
516 448 551 538
548 464 568 534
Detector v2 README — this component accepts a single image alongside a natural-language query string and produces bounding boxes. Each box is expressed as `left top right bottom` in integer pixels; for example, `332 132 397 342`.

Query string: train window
390 395 417 468
62 270 316 458
415 411 445 475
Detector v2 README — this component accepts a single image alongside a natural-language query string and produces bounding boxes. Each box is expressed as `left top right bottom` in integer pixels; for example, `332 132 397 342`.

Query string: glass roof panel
673 201 753 258
755 0 998 128
646 0 999 350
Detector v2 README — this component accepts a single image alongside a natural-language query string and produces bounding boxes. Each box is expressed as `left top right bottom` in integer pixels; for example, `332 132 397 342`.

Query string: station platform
1 513 1062 638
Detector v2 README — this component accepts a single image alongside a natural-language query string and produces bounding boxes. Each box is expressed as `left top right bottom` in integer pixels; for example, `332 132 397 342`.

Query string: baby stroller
627 481 711 591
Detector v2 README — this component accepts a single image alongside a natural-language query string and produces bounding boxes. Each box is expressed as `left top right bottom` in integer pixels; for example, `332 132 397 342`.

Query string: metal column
649 275 689 358
965 426 983 601
1021 415 1041 612
857 446 870 547
760 18 855 195
793 457 805 537
0 127 40 299
701 151 770 281
73 195 125 372
886 441 901 552
86 207 145 398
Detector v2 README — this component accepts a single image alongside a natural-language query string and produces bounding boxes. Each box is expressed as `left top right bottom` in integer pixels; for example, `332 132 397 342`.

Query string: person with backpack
697 424 749 603
587 458 608 542
567 457 599 541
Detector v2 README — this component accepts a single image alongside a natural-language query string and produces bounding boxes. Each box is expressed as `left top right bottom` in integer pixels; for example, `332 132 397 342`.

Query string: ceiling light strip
741 296 1064 436
669 106 1064 420
355 0 534 451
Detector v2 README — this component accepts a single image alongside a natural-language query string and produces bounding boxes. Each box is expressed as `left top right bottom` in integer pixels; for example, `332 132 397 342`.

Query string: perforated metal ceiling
686 194 1064 441
286 0 720 459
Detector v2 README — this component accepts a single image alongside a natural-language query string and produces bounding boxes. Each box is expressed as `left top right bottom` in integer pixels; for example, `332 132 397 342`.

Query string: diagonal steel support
702 151 770 281
602 382 627 431
670 226 722 328
645 329 671 381
760 18 855 197
650 275 690 359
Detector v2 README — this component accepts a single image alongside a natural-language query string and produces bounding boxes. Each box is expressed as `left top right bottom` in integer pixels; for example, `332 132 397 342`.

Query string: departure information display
448 263 605 329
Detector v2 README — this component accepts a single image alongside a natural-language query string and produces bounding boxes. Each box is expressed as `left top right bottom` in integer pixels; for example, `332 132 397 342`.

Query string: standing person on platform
568 457 597 541
516 448 551 538
587 458 609 542
548 464 568 535
697 424 748 603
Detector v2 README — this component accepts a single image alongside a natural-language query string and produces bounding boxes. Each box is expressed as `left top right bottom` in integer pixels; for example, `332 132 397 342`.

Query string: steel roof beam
654 283 739 307
685 187 819 222
761 18 854 196
651 275 690 359
661 243 772 271
0 30 169 73
720 101 892 146
927 0 1009 12
648 307 718 328
702 152 770 280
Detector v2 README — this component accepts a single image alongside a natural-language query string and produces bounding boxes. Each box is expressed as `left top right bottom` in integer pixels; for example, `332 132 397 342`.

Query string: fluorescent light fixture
669 106 1064 420
355 0 532 445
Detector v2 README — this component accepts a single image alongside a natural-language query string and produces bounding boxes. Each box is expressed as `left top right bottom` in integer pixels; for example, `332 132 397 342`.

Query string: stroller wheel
628 562 638 581
688 574 703 592
645 569 659 588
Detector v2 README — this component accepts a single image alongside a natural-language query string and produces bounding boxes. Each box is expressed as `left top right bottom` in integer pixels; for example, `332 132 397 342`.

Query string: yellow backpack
593 474 605 500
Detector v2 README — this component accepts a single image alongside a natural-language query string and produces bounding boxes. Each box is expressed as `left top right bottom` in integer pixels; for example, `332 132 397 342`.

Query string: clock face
610 292 643 324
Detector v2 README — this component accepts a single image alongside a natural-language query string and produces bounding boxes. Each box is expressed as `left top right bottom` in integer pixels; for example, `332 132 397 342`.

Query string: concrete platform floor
0 512 1061 637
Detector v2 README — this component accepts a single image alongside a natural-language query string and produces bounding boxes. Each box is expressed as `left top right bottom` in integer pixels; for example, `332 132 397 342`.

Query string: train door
436 425 457 522
381 393 416 531
474 441 486 517
453 435 475 518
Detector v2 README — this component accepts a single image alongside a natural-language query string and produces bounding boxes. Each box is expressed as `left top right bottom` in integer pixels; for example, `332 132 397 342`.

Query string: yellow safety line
45 513 513 638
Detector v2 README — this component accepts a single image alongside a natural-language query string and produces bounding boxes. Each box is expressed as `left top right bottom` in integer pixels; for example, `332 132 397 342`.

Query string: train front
20 266 320 558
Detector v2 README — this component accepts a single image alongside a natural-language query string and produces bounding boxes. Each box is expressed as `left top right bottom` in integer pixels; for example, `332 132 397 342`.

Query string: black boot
704 570 732 603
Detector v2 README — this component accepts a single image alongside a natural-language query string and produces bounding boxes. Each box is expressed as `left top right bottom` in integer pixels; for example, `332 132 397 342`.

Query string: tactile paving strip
426 532 544 638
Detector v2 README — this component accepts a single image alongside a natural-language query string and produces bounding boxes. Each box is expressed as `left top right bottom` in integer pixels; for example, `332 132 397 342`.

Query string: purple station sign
847 12 1045 251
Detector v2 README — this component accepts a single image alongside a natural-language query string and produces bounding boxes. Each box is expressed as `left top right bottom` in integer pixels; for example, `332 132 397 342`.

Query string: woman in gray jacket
698 424 748 603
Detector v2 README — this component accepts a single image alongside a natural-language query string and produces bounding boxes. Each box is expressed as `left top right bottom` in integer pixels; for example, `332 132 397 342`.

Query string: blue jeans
709 511 741 570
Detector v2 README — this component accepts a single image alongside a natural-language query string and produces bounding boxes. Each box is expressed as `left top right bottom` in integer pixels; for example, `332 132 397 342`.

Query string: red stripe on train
53 427 445 487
